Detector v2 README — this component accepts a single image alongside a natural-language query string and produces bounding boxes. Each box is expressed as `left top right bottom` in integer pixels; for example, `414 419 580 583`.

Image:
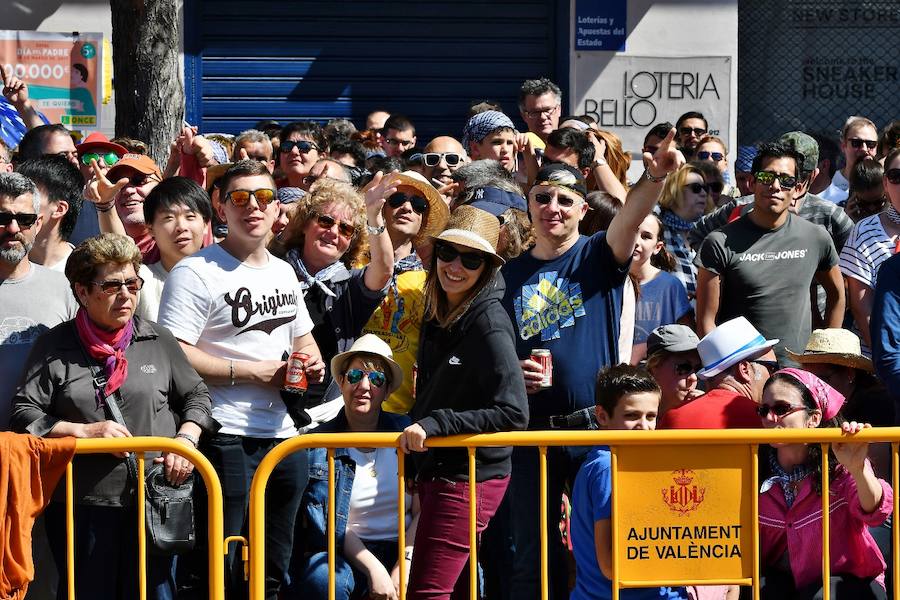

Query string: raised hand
1 65 29 107
644 128 685 178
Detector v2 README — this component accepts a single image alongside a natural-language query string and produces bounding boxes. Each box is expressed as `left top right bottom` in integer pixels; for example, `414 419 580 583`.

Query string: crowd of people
3 66 900 600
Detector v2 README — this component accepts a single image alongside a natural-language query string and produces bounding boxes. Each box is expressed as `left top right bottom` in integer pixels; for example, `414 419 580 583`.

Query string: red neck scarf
74 309 134 399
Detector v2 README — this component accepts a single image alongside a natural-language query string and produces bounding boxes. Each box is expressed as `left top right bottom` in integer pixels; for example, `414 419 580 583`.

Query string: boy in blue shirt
570 364 686 600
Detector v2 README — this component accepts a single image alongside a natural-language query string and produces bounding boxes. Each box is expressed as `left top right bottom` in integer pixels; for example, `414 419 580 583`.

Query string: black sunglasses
388 192 428 214
0 212 39 228
532 191 581 208
679 127 707 137
885 169 900 185
434 242 487 270
848 138 877 150
673 362 703 376
422 152 462 167
684 182 709 194
697 151 724 162
92 276 145 295
280 140 320 154
753 360 779 375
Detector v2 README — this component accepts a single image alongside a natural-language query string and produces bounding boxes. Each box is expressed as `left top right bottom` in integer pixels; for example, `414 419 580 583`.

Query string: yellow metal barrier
66 437 227 600
247 428 900 600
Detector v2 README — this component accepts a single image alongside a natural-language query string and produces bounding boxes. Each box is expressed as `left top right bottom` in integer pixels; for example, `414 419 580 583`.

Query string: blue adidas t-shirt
571 446 687 600
501 233 627 419
633 272 693 345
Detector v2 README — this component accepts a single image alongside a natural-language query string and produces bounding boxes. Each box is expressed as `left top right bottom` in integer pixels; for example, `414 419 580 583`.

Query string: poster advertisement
573 55 732 154
0 31 104 129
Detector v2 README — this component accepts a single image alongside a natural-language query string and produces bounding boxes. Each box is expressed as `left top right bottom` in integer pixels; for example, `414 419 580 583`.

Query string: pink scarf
74 309 133 401
775 368 846 420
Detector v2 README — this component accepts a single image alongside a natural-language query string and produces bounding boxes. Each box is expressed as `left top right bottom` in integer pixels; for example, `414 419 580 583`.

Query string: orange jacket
0 433 75 600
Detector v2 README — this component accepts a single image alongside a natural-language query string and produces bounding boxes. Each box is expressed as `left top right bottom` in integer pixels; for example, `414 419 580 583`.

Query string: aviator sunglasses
434 242 487 270
345 368 387 388
532 191 581 208
388 192 428 214
91 276 145 295
313 213 357 239
225 188 276 209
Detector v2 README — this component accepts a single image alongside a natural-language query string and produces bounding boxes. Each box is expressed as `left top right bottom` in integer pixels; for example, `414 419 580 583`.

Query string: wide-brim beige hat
431 204 504 265
787 328 874 373
388 171 450 245
330 334 404 395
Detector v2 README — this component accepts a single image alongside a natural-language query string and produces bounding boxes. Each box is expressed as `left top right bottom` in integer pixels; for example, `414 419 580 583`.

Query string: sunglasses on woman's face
280 140 320 154
91 276 145 295
314 213 357 239
388 192 428 214
345 368 387 388
225 188 276 209
885 168 900 185
434 242 486 270
684 182 709 194
755 401 807 421
673 361 703 376
696 151 724 162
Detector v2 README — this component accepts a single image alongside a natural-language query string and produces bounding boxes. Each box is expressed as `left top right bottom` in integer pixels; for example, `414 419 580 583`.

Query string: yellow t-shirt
362 270 426 414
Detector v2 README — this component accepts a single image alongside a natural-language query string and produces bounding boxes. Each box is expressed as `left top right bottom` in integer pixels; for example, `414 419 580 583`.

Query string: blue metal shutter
184 0 569 141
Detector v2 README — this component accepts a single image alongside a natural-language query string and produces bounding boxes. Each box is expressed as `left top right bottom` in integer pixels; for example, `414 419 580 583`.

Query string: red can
284 352 310 392
411 362 418 399
531 349 552 388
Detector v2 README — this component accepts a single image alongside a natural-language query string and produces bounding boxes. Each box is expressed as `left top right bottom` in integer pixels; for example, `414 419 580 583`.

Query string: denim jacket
297 410 410 555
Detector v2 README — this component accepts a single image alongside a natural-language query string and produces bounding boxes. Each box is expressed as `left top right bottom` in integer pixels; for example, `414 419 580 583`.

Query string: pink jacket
758 463 892 589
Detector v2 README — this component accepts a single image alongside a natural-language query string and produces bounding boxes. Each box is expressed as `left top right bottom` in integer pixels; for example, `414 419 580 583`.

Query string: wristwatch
366 222 386 235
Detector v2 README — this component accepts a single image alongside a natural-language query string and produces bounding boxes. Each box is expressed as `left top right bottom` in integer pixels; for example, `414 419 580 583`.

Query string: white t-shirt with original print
158 244 312 438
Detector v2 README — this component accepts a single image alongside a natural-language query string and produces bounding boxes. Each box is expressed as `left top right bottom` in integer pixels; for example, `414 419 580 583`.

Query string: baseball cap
466 187 527 216
778 131 819 173
646 325 700 357
533 163 587 199
107 153 161 181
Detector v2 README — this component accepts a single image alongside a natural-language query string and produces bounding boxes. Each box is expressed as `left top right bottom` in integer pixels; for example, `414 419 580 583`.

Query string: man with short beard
0 172 77 427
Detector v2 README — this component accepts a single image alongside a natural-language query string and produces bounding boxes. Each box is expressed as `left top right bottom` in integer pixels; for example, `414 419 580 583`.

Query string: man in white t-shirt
158 160 324 598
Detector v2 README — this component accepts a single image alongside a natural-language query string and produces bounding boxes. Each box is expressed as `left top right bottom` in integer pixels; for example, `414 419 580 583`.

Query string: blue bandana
462 111 515 150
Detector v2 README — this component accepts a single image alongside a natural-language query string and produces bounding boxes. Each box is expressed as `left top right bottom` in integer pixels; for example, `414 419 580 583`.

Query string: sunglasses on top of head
434 242 487 270
388 192 428 214
0 212 39 228
280 140 321 154
313 212 357 239
225 188 276 209
344 368 387 388
755 401 807 420
91 276 145 295
532 191 582 208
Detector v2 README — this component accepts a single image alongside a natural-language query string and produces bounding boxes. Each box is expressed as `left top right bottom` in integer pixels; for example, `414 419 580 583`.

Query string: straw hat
787 328 874 373
432 205 504 265
330 334 404 395
388 171 450 244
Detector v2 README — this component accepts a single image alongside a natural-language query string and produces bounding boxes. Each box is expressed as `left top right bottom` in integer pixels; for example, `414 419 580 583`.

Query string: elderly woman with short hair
11 233 218 600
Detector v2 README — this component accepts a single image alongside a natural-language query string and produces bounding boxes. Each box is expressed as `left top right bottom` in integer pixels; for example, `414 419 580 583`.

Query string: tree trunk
110 0 182 166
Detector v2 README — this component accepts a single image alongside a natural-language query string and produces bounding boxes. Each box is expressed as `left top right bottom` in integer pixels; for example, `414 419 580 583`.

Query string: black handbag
78 336 196 555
